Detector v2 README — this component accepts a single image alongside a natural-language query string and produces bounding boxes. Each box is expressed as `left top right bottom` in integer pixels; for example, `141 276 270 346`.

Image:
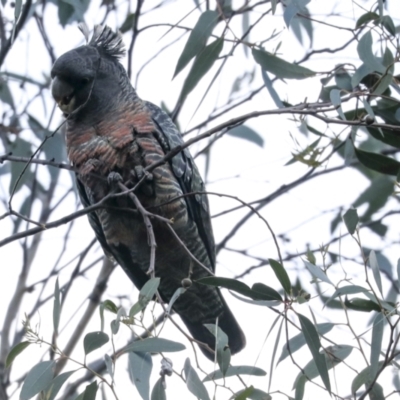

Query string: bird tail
180 299 246 361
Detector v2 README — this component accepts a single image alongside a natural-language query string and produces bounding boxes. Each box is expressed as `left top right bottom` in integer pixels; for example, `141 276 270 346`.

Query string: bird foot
131 166 153 182
107 171 123 188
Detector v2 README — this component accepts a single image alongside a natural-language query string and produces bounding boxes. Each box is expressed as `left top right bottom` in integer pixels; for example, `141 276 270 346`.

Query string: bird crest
78 23 125 59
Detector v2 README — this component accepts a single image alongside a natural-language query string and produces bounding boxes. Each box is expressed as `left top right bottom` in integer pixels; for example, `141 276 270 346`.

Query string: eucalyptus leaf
124 338 185 353
20 361 56 400
174 10 219 78
184 358 210 400
128 352 152 400
253 48 315 79
83 332 109 355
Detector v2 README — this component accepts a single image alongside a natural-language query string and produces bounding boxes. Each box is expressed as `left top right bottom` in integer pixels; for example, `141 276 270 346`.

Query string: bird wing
145 101 217 271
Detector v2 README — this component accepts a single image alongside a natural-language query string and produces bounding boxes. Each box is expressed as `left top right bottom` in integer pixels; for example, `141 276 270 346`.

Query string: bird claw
131 166 153 182
107 171 123 188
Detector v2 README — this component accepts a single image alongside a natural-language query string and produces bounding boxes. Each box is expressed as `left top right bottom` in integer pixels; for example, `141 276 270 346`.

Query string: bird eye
81 78 90 85
63 95 72 105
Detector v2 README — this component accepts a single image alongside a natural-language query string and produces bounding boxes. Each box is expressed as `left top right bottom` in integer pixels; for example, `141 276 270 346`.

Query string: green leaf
343 208 358 234
355 12 379 29
57 0 74 27
234 386 254 400
227 125 264 148
252 48 316 79
45 370 77 400
234 387 271 400
203 366 266 382
184 358 210 400
303 260 333 285
102 299 119 314
252 283 283 301
174 10 219 78
128 352 152 400
81 380 98 400
205 324 230 376
120 13 135 33
344 297 381 312
20 361 56 400
83 332 109 355
367 126 400 149
151 377 166 400
5 341 30 368
354 175 394 222
0 78 14 108
297 314 330 393
269 259 291 294
278 323 334 364
124 338 185 353
179 37 223 101
369 250 383 295
380 15 396 36
53 278 61 335
197 276 282 301
325 285 369 307
357 32 385 74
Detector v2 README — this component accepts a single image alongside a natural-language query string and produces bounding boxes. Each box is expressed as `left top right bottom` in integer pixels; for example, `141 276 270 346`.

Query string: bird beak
51 76 76 114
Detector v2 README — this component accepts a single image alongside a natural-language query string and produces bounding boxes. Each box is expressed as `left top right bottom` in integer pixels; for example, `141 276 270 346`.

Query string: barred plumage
50 25 245 360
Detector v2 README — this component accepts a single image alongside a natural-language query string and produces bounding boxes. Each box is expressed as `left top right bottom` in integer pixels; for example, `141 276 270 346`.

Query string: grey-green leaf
325 285 369 307
83 332 109 355
9 137 32 194
252 48 315 79
227 125 264 148
369 250 383 295
174 10 219 78
20 360 56 400
104 354 113 381
298 314 330 393
205 324 230 376
234 387 271 400
294 345 352 390
357 32 385 74
139 277 160 309
278 323 334 363
128 352 152 400
151 378 166 400
6 341 30 368
166 287 186 314
303 260 333 285
204 365 266 382
184 358 210 400
268 259 291 294
370 313 385 380
351 361 384 394
179 37 223 101
53 278 61 334
46 370 76 400
343 208 358 235
81 381 98 400
124 338 185 353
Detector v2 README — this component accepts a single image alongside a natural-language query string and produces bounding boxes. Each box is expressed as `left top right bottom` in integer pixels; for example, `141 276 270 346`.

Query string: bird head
51 25 126 117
